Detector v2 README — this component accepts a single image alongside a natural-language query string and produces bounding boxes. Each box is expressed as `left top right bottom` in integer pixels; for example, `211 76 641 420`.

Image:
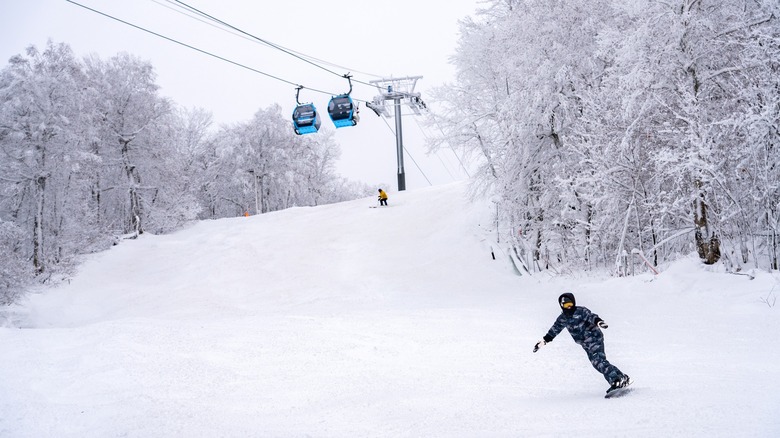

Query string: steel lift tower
366 76 426 191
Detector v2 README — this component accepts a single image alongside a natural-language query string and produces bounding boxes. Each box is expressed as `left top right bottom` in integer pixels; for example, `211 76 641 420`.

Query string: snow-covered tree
82 52 172 236
0 41 86 276
0 42 362 303
200 105 346 217
433 0 780 274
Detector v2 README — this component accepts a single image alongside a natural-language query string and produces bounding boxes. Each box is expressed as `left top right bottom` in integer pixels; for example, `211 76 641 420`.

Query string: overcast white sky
1 0 482 190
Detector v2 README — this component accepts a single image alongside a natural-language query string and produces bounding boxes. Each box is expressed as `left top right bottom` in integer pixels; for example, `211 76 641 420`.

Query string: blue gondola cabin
292 103 321 135
328 95 358 128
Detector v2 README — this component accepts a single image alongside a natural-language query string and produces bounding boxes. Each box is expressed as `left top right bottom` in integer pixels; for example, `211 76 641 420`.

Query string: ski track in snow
1 182 779 437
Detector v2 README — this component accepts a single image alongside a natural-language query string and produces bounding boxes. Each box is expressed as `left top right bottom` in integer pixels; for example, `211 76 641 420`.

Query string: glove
598 320 608 329
533 339 546 353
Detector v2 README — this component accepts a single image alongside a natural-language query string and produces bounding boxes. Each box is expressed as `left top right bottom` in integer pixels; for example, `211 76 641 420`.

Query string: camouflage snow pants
582 340 624 385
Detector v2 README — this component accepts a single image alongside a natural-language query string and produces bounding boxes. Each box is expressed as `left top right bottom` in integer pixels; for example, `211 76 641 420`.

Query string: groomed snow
1 182 779 437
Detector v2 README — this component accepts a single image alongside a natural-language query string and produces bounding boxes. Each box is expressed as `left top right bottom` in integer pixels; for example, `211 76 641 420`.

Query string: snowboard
604 380 634 399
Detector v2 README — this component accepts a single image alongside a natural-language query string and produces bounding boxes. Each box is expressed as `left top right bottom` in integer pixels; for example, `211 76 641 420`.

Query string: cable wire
427 111 472 178
412 117 457 181
155 0 386 79
65 0 364 100
170 0 382 90
378 117 432 186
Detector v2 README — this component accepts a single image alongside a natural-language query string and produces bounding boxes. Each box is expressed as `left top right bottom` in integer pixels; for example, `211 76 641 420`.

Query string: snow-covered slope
1 182 779 437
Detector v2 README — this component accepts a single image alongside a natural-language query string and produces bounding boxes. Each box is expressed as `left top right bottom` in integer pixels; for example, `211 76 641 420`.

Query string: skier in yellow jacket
378 189 388 206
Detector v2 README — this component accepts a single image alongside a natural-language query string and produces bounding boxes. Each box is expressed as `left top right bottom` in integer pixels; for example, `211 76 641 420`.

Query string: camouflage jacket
543 306 604 346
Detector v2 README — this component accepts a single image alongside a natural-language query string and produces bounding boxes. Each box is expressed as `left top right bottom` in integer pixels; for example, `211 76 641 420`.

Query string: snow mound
1 181 779 437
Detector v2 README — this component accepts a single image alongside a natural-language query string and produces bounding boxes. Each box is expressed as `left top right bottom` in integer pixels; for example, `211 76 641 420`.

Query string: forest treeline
3 1 779 304
430 0 779 275
0 42 369 303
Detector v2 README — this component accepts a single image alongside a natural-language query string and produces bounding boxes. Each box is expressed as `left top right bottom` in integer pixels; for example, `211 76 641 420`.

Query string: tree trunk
121 138 143 235
693 180 720 264
32 175 46 274
128 168 143 235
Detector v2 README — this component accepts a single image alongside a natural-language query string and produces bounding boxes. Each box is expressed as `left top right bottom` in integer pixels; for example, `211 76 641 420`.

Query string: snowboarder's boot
606 375 631 395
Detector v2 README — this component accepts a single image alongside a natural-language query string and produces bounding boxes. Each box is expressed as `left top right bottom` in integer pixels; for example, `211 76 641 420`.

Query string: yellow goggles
562 302 574 309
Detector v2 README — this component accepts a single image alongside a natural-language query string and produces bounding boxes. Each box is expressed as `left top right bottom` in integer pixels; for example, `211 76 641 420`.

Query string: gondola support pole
368 76 425 192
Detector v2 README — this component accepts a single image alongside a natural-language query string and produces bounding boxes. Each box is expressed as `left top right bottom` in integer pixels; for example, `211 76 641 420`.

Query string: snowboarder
378 188 388 206
533 292 631 395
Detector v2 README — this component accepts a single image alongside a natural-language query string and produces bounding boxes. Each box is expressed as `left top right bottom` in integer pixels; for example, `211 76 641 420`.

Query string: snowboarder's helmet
559 293 576 310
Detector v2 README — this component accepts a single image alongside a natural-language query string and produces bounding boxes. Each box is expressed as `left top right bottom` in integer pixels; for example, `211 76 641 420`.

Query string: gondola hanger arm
343 74 353 95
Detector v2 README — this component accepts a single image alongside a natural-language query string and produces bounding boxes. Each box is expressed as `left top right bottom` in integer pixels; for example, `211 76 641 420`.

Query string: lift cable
411 117 457 181
426 111 472 178
153 0 385 79
378 117 432 186
170 0 382 89
65 0 372 102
